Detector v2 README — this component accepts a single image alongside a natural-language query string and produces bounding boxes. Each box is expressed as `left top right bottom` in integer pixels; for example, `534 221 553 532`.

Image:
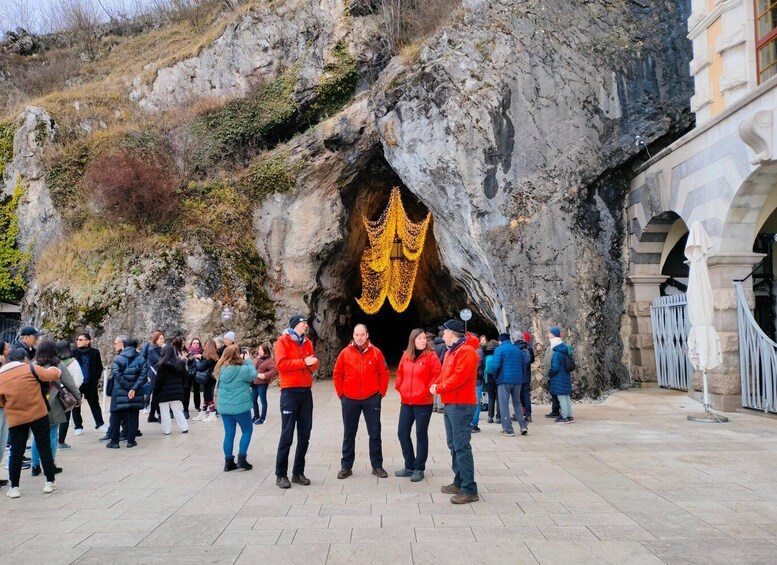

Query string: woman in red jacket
394 328 442 482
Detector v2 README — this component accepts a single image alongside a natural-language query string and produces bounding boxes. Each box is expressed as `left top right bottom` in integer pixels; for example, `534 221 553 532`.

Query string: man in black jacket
11 326 38 359
71 332 106 434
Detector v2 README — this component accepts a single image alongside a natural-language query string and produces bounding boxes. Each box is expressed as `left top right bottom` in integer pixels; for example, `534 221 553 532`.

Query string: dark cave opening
311 153 498 371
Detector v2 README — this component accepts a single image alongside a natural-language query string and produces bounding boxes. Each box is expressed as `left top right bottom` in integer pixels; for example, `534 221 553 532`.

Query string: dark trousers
275 389 313 478
203 378 215 406
72 382 104 429
106 412 127 438
110 410 139 443
397 403 433 471
58 411 71 444
520 382 532 416
251 384 268 421
340 393 383 470
443 404 477 496
9 415 56 487
551 394 560 414
184 377 200 413
485 380 498 419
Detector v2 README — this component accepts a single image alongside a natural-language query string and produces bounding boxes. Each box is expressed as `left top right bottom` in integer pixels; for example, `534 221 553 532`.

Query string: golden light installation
356 187 432 314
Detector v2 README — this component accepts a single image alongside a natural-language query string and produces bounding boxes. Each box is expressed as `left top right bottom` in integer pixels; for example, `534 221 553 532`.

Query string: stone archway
310 154 497 370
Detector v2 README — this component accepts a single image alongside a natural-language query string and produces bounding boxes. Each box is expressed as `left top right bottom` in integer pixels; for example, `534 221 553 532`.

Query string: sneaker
42 482 56 494
6 487 20 499
554 416 565 423
525 415 533 423
487 417 494 423
394 468 413 478
291 474 311 485
31 465 41 477
98 435 110 441
500 430 515 437
21 462 30 470
276 476 291 489
450 492 479 504
181 430 188 434
135 431 143 437
74 428 83 436
411 470 424 482
192 411 205 421
57 442 71 449
147 416 159 423
204 412 218 423
337 468 353 480
372 467 388 479
556 417 571 424
567 417 575 424
520 428 528 435
126 441 137 448
54 466 63 474
471 425 481 433
440 483 461 495
106 442 120 449
252 418 262 425
511 415 517 421
545 412 560 418
183 411 190 420
0 479 8 487
143 407 150 414
96 424 108 432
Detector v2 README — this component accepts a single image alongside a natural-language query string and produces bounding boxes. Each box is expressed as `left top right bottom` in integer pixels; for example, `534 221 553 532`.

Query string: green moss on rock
0 179 30 303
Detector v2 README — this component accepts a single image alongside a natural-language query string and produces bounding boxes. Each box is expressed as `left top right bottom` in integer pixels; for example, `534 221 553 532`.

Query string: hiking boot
471 425 481 433
525 415 533 423
337 468 353 479
545 412 560 418
276 476 291 489
224 456 237 472
291 474 310 485
126 441 137 448
450 492 479 504
411 470 425 482
440 483 461 494
237 455 253 471
500 430 515 437
31 465 41 477
520 428 528 435
372 467 388 478
105 442 120 449
394 468 413 478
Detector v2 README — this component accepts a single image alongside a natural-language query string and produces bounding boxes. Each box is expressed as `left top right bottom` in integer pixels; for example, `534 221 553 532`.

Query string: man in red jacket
274 315 319 489
431 319 479 504
333 324 390 479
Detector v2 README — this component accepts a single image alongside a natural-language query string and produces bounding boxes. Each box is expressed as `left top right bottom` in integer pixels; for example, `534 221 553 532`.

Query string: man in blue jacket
491 333 528 436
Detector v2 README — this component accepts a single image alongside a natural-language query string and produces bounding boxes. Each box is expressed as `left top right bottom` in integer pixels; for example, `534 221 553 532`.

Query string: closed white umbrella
684 221 725 421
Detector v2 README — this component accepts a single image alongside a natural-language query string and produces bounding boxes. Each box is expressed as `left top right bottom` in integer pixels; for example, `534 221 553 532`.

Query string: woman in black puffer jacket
108 339 147 449
154 344 189 435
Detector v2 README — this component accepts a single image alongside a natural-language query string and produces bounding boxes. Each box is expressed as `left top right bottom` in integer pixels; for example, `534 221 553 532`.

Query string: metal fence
736 281 777 412
651 293 694 391
0 317 21 344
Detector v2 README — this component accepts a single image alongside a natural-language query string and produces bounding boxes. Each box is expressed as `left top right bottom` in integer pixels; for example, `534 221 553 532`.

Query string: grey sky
0 0 161 34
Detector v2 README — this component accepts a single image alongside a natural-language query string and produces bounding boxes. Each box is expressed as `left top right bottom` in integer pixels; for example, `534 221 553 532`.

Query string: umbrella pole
688 368 728 423
702 369 709 413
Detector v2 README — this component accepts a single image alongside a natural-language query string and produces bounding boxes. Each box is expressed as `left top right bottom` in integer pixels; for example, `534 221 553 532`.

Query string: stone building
628 0 777 411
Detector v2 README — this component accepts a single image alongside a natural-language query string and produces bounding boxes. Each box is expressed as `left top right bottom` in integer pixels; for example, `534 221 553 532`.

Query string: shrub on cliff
84 149 179 229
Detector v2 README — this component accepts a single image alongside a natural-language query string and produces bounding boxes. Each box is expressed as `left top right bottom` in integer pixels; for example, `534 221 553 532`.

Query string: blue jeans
31 423 59 466
443 404 477 496
251 384 268 421
397 403 433 471
472 383 483 426
221 411 253 458
498 383 527 433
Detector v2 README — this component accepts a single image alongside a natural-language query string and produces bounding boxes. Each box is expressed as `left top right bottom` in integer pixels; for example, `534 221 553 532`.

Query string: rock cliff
8 0 693 392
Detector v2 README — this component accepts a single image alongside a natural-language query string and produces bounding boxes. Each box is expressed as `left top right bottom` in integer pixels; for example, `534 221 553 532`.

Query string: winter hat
438 319 465 333
223 331 236 342
19 326 39 337
549 326 561 338
523 332 532 343
498 333 511 342
289 315 306 329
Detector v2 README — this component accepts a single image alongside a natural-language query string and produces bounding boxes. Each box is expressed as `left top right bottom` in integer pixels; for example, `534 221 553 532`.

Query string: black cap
19 326 39 337
498 333 511 342
438 319 465 333
289 315 307 328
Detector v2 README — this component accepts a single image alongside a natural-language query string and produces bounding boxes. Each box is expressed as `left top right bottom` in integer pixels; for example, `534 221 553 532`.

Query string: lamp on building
390 237 403 261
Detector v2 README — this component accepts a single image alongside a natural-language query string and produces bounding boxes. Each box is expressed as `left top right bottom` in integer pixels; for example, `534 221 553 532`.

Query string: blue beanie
549 327 561 337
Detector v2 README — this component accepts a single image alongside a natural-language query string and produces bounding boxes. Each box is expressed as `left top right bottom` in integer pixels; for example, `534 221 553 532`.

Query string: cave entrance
312 154 498 370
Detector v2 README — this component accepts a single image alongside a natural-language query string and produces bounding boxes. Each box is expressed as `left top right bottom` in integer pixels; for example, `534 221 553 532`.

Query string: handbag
54 382 80 412
194 370 210 385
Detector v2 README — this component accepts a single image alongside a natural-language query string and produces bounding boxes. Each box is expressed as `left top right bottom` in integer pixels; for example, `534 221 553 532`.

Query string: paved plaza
2 384 777 564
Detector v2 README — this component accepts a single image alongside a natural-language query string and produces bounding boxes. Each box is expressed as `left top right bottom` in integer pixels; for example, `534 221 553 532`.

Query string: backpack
563 351 576 372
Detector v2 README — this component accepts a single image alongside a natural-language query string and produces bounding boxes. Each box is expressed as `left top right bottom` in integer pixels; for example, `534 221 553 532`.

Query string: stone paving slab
4 385 777 563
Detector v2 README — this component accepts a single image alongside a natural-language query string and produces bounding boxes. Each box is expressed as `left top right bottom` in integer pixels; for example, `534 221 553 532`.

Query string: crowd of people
0 315 576 504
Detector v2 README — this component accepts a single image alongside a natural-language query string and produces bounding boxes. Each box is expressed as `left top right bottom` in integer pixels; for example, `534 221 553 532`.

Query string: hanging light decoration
356 187 432 314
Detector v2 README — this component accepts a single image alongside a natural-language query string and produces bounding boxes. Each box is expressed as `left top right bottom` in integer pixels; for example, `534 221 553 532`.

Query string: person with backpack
548 326 575 424
491 333 528 436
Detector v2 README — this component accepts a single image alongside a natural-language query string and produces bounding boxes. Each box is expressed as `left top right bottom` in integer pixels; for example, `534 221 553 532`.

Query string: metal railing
0 317 21 344
736 281 777 412
651 293 694 391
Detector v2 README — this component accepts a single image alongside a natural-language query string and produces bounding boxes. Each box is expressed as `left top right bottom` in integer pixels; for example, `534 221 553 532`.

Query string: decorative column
626 275 667 384
692 252 765 411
